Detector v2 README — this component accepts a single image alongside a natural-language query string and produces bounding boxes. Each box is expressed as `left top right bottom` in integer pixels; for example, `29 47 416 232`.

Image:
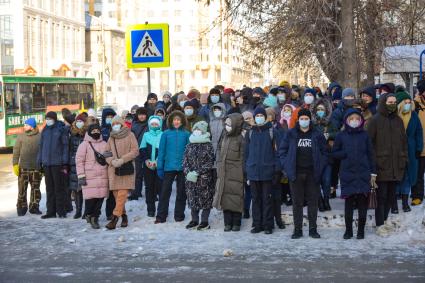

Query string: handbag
88 142 107 166
113 138 134 176
368 186 378 209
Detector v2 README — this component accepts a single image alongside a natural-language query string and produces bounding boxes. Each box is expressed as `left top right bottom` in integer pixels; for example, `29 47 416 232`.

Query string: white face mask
76 121 85 129
112 124 121 132
348 120 361 128
283 111 292 118
225 125 232 132
179 101 186 108
304 95 314 105
192 129 202 136
213 110 222 118
46 119 54 126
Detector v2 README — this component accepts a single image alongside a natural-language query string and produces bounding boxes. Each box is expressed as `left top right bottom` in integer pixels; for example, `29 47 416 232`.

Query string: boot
330 187 337 199
17 207 28 216
323 196 332 211
291 229 303 239
29 207 42 215
41 214 56 219
402 194 411 212
90 217 100 229
121 214 128 228
391 197 399 214
343 222 353 239
357 218 366 239
197 222 210 231
105 215 119 230
186 221 199 229
73 192 82 219
224 225 232 232
309 228 321 239
318 197 325 212
276 220 286 229
243 209 250 219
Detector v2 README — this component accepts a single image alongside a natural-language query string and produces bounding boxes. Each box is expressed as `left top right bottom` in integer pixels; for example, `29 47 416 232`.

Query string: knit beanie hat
136 107 149 116
24 118 37 129
303 88 317 97
162 91 172 99
252 87 267 98
75 113 87 122
242 111 253 121
342 88 355 98
253 106 267 118
187 88 201 100
147 93 158 101
192 121 209 134
46 111 58 121
87 108 96 118
298 109 312 120
396 91 411 105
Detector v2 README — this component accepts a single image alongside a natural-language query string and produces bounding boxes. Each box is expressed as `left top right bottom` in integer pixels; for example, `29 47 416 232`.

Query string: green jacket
12 128 41 170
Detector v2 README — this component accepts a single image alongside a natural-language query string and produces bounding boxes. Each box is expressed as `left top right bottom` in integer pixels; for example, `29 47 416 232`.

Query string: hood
166 110 188 129
328 82 342 93
148 115 163 131
101 108 116 126
225 113 244 136
209 103 227 120
343 108 365 132
377 93 397 117
310 98 333 124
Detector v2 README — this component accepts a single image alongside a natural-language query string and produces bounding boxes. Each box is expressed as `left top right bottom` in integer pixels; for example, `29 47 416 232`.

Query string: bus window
65 84 79 105
0 82 3 117
33 84 46 111
45 84 58 106
79 84 95 108
4 83 19 114
19 83 33 114
58 84 70 105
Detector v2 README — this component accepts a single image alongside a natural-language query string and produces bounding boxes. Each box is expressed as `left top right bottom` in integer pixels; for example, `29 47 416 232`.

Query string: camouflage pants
17 169 42 209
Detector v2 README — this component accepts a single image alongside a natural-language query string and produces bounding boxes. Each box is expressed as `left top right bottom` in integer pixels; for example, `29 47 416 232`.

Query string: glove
111 158 124 168
416 151 422 159
186 171 199 183
61 165 69 175
370 174 378 188
247 180 250 186
157 169 164 180
13 164 19 176
78 175 87 186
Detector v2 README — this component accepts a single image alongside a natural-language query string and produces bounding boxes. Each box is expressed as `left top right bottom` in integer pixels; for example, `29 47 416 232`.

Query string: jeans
320 164 332 198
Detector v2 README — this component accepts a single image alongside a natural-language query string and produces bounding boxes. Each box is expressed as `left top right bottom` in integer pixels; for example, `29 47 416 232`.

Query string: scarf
141 128 163 161
189 132 211 144
110 126 130 139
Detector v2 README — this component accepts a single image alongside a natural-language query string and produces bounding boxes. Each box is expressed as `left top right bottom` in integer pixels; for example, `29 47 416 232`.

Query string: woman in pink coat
76 124 109 229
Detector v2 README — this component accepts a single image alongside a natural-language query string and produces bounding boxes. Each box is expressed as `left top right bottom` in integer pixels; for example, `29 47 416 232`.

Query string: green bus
0 75 96 148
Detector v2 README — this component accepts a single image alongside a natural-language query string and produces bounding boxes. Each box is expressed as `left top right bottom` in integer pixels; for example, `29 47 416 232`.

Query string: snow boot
291 229 303 239
73 192 83 219
330 187 337 199
232 225 240 232
391 197 399 214
318 197 325 212
323 196 332 211
309 228 321 239
264 228 273 235
29 207 42 215
224 225 232 232
402 195 411 212
243 209 250 219
343 227 353 239
250 227 264 234
185 221 199 229
344 213 353 239
90 217 100 229
17 207 28 216
197 222 210 231
41 214 56 219
106 215 119 230
121 214 128 228
276 220 286 229
357 218 366 239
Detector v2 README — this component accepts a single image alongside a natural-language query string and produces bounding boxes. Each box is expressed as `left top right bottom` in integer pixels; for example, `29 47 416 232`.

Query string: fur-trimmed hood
166 110 188 129
310 98 333 125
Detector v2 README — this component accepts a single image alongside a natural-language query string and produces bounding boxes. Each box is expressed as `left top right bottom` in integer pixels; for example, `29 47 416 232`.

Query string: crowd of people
11 79 425 239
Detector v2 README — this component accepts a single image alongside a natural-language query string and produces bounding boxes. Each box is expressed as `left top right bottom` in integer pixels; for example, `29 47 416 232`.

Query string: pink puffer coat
76 134 109 199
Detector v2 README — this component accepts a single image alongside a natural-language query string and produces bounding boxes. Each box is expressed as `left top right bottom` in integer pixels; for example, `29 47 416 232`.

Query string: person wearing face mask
213 113 245 232
68 113 88 219
274 87 291 121
101 108 116 142
75 124 109 229
279 109 328 239
209 103 227 152
289 86 302 107
140 116 164 217
12 118 42 216
393 91 423 214
367 93 408 235
104 115 139 230
161 91 172 110
332 109 376 239
37 111 69 219
183 121 215 230
154 106 168 131
310 99 334 212
244 107 279 235
360 86 378 115
183 100 204 132
199 88 231 123
289 88 316 129
144 93 159 117
248 87 266 112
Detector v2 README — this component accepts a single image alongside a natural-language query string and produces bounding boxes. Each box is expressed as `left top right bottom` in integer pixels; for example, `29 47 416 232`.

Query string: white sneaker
376 225 389 237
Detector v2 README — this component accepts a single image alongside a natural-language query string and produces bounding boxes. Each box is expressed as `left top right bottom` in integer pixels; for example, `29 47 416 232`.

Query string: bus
0 75 96 148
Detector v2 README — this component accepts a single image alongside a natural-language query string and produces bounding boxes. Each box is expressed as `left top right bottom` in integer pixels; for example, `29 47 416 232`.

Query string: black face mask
89 132 101 140
253 96 261 103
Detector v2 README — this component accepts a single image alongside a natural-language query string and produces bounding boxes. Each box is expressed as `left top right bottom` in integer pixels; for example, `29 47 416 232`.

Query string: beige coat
105 127 139 191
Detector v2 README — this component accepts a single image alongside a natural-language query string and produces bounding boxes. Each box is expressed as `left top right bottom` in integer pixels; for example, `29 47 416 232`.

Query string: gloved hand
247 180 250 186
416 151 422 159
111 158 124 168
157 169 164 180
13 164 19 176
186 171 199 183
78 175 87 186
370 174 378 188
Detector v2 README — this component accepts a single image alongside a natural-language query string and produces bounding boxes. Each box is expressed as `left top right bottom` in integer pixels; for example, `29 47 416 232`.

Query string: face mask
46 119 55 127
304 95 314 105
403 104 411 113
90 132 101 140
386 104 397 113
192 129 202 136
151 126 160 131
225 125 232 132
316 110 325 118
253 96 261 103
76 121 85 129
299 119 310 128
283 111 292 118
164 97 170 103
105 117 113 125
184 108 194 117
179 101 186 108
112 124 121 132
376 94 380 100
213 110 222 118
348 120 361 128
210 95 220 104
277 94 286 102
255 116 265 125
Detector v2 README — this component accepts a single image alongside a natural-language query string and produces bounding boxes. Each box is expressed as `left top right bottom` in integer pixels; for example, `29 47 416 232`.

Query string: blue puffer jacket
244 122 279 181
278 124 328 183
101 108 116 142
157 111 190 172
332 109 376 197
37 120 69 167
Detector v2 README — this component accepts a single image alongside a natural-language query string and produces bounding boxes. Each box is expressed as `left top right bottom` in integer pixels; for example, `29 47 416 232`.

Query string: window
19 84 33 114
57 84 70 105
79 84 94 108
32 84 46 110
63 84 79 105
45 84 59 105
4 83 18 114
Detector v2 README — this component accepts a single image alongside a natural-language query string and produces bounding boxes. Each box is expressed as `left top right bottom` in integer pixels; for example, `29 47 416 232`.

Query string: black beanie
136 107 149 116
298 108 312 120
46 111 58 121
64 113 76 125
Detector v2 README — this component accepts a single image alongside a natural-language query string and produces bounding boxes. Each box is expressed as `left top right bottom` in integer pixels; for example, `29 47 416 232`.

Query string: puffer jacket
209 103 227 153
75 134 109 199
37 120 69 167
101 108 116 142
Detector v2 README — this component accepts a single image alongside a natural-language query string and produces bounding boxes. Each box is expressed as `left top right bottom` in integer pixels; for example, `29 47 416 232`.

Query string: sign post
125 23 170 94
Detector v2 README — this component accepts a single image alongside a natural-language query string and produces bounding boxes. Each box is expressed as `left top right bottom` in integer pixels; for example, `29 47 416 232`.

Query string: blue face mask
112 124 121 132
105 117 113 125
46 119 55 127
184 108 194 117
403 103 411 113
299 119 310 128
179 101 186 108
255 116 265 125
277 94 286 102
210 95 220 104
316 110 325 118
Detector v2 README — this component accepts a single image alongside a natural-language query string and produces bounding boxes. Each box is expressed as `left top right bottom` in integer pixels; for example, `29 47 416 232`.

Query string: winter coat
209 103 226 153
13 128 41 170
37 121 69 167
414 95 425 157
279 124 328 183
75 134 109 199
105 127 139 191
310 98 333 140
157 111 190 173
213 113 245 213
367 94 408 182
68 125 86 191
131 119 149 146
245 122 279 181
183 142 215 210
198 95 231 122
185 114 205 132
140 116 163 164
101 108 116 142
332 109 376 198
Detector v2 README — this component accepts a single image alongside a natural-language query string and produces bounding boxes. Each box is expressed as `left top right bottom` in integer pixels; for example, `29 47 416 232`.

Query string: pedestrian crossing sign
126 23 170 68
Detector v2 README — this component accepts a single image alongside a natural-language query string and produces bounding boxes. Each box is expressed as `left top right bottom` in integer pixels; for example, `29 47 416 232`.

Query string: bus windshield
5 83 19 114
